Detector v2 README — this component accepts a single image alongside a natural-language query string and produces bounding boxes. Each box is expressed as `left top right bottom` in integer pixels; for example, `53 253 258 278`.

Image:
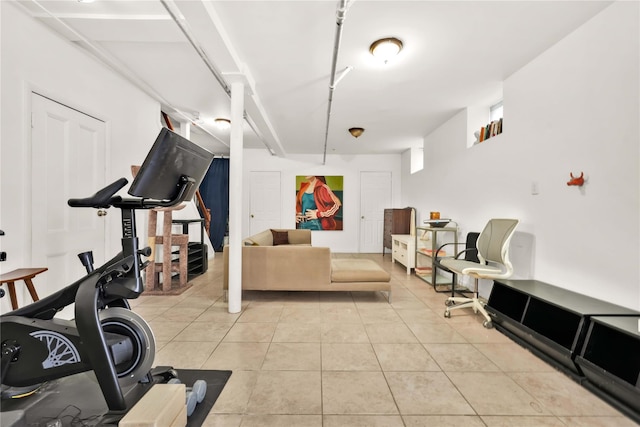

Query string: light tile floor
129 253 639 427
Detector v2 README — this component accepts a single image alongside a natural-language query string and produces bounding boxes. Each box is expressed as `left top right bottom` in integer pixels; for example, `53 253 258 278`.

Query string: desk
0 267 47 310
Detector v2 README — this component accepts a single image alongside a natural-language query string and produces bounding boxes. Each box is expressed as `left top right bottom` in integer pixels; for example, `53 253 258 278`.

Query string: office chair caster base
444 310 451 318
445 299 455 307
482 320 493 329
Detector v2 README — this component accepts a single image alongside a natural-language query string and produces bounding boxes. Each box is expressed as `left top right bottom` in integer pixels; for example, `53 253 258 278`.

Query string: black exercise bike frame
0 176 194 413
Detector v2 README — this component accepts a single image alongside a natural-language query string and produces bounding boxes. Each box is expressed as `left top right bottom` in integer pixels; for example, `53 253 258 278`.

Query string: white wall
242 150 403 252
3 2 637 311
1 3 161 310
402 1 640 309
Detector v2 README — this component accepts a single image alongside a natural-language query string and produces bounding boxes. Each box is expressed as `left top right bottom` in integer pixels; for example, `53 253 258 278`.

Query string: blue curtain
199 158 229 252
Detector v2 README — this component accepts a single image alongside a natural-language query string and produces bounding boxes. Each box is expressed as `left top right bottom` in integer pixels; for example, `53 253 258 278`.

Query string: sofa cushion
287 229 311 245
247 229 273 246
271 229 289 246
331 259 391 282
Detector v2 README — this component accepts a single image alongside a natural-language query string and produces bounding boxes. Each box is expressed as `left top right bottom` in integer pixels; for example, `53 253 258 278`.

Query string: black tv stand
486 279 640 423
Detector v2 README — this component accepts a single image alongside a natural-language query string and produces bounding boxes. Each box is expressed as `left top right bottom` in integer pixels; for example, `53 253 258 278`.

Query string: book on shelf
415 267 433 277
476 118 503 142
418 248 445 256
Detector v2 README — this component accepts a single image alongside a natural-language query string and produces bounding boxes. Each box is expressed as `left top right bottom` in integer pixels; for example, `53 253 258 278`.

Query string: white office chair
439 218 519 328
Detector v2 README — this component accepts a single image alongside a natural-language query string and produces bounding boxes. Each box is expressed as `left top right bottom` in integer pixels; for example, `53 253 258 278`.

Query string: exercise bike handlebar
68 176 196 210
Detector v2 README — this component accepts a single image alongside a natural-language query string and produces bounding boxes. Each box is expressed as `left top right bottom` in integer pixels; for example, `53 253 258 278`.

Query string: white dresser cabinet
391 234 415 274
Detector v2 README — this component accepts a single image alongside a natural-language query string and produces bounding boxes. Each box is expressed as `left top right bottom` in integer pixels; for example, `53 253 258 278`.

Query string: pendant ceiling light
349 127 365 138
214 118 231 130
369 37 403 64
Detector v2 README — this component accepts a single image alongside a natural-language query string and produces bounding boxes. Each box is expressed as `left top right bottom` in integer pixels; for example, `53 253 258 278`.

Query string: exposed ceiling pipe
322 0 353 165
334 65 354 88
161 0 279 156
159 0 230 96
23 0 229 147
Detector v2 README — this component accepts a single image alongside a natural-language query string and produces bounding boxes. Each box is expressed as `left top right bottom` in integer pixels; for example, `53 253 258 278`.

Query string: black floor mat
0 369 232 426
174 369 232 427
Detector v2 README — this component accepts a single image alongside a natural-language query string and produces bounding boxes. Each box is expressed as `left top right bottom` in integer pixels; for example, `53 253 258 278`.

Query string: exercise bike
0 128 214 422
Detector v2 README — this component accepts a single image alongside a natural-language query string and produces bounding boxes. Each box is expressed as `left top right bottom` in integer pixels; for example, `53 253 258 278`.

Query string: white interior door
249 171 281 236
31 93 107 314
360 171 391 253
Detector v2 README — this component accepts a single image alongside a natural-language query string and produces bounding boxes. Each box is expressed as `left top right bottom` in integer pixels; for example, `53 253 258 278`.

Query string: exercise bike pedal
150 366 179 383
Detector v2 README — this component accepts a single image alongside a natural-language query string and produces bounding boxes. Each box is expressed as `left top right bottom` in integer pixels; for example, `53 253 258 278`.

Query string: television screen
129 128 214 201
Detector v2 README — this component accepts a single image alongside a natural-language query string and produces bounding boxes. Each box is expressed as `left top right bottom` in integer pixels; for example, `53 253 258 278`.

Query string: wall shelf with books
466 99 504 147
476 118 503 143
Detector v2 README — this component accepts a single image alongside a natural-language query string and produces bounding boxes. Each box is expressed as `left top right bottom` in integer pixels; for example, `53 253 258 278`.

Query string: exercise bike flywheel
99 307 155 387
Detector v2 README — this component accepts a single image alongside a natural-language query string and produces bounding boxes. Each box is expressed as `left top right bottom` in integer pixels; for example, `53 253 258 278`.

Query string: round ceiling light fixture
214 118 231 130
349 127 365 138
369 37 403 64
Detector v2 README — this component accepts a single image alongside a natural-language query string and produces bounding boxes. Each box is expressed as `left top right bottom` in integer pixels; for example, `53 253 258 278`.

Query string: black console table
486 279 640 422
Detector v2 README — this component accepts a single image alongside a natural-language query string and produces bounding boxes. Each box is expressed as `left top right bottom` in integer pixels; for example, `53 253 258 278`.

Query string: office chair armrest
453 248 478 260
434 242 463 268
435 242 463 258
434 243 479 268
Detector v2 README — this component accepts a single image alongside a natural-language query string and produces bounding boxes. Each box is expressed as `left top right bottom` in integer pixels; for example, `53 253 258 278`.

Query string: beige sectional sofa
223 229 391 301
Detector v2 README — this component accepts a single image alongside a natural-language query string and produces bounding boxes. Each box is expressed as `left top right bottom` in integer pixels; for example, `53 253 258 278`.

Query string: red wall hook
567 172 585 186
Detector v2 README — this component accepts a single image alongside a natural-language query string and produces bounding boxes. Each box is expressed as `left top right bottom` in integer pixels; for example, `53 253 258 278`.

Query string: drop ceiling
16 0 612 158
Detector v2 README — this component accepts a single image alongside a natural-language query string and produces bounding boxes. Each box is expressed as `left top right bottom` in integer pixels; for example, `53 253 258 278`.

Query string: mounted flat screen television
129 127 214 201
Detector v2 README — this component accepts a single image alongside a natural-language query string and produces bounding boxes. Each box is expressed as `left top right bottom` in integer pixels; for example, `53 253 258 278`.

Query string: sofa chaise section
224 244 333 292
223 229 391 301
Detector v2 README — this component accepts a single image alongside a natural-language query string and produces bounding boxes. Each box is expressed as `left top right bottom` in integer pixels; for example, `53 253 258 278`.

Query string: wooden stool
0 267 47 310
